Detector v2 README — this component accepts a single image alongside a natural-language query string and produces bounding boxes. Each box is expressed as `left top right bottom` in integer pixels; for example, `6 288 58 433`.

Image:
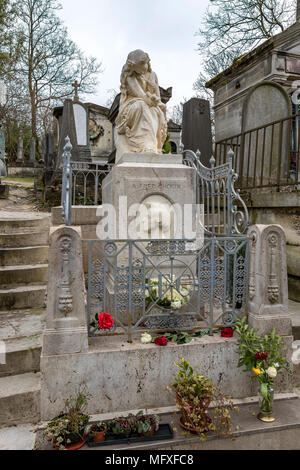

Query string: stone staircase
0 212 50 426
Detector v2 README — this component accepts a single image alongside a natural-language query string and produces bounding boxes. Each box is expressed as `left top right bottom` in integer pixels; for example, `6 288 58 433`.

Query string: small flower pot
139 425 155 438
91 430 106 442
53 432 86 450
179 415 212 434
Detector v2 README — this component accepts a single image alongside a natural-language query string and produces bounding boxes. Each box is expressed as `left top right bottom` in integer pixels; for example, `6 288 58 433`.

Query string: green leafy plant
170 359 235 442
43 390 89 450
105 410 159 438
87 421 106 433
235 317 292 414
162 133 171 154
235 317 291 377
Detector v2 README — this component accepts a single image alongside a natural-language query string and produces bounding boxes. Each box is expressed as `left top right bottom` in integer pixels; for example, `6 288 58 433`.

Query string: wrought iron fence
214 114 300 190
70 160 113 205
86 236 249 342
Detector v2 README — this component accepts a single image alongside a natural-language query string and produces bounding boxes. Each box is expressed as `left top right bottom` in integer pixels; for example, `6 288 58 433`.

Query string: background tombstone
182 98 213 167
241 82 292 185
0 126 6 176
16 136 24 163
56 99 91 167
29 139 36 164
43 133 55 168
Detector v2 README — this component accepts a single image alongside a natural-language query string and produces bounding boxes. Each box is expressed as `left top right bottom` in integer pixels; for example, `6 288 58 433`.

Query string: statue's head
126 49 151 74
120 50 152 91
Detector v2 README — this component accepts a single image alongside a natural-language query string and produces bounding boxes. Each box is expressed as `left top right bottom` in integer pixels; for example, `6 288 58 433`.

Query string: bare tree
167 98 188 126
194 0 296 97
105 88 119 108
10 0 102 154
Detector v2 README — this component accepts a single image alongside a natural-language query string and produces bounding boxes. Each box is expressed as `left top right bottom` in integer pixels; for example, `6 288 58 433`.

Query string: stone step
0 212 50 235
0 334 42 378
0 264 48 286
0 246 48 267
79 397 300 451
0 308 45 340
0 231 49 248
35 396 300 450
0 372 41 427
0 285 46 310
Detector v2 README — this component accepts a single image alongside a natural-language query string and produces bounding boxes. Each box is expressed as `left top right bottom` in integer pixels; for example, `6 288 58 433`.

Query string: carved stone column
41 225 88 355
247 224 292 336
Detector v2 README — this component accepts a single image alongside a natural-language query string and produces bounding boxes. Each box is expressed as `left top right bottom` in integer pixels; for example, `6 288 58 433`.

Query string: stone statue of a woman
115 50 168 161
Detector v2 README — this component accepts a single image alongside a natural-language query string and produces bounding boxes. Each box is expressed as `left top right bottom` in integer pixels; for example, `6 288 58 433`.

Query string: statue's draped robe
115 71 167 161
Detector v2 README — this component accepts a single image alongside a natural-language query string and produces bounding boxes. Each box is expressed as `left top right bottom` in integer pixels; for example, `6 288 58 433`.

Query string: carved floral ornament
267 232 280 304
58 236 73 316
248 230 258 301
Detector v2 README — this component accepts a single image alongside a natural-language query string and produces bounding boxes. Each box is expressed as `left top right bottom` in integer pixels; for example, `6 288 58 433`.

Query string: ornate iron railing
70 160 113 205
183 149 249 236
86 236 249 342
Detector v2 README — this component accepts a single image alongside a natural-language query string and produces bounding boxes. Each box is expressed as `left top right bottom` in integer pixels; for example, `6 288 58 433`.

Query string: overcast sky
58 0 210 109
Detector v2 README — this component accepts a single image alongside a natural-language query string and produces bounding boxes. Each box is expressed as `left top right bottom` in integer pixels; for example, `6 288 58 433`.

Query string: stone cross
72 80 80 103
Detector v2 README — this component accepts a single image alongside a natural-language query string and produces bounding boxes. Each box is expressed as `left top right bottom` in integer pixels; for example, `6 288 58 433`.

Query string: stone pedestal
247 224 292 336
41 225 88 356
101 153 197 239
247 225 293 392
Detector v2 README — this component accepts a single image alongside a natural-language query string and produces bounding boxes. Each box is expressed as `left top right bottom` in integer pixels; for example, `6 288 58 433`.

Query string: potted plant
106 415 135 438
170 358 234 441
105 411 160 440
135 410 159 437
235 317 292 422
43 391 89 450
86 421 107 443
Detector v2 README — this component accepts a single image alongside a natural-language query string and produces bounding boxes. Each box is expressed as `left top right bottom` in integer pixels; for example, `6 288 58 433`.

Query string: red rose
221 327 234 338
255 352 268 361
98 312 114 330
154 336 168 346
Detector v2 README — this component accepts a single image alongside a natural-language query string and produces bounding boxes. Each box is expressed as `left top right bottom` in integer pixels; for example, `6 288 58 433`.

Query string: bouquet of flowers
235 317 291 420
145 275 191 310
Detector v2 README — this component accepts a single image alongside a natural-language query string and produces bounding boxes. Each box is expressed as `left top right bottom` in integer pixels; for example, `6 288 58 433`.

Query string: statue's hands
146 91 159 106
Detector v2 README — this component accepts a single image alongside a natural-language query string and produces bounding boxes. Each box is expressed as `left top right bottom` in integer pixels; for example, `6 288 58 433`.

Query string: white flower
171 300 182 309
274 363 279 368
141 332 152 344
267 366 277 378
